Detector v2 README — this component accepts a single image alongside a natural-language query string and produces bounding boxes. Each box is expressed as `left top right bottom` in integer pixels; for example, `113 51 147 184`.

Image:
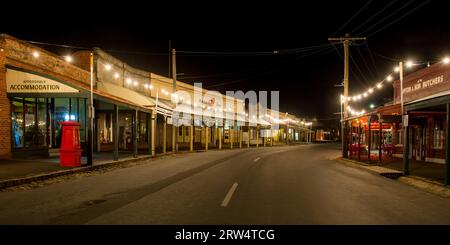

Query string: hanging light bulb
368 88 374 93
443 57 450 64
386 75 393 82
405 60 414 68
64 55 73 62
114 73 120 79
32 51 40 58
376 83 383 89
363 92 368 97
394 66 400 73
105 64 112 70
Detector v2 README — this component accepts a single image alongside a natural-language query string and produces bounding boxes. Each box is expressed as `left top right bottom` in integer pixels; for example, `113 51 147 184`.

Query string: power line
364 42 380 76
24 39 170 56
371 50 401 62
24 40 90 50
179 46 334 79
356 45 377 81
366 0 432 37
205 46 335 89
332 0 373 36
349 0 398 34
330 42 366 86
350 51 371 86
358 0 416 36
176 43 332 56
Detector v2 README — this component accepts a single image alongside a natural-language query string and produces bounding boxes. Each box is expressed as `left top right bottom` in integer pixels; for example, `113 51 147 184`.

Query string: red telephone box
59 121 81 167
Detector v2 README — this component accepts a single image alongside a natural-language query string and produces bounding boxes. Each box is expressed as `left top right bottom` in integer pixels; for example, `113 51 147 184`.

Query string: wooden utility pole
172 49 177 152
328 34 366 158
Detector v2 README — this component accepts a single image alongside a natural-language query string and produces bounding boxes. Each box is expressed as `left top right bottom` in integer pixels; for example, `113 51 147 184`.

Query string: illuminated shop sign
6 69 79 93
402 75 444 94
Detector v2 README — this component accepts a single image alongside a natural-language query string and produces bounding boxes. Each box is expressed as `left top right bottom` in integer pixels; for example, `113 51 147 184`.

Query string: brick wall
0 37 11 157
2 34 91 87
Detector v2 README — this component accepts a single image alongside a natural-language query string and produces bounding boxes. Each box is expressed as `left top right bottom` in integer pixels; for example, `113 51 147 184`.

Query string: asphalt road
1 143 450 224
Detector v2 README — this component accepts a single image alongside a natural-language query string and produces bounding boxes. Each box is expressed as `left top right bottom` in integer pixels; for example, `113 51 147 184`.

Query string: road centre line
221 182 238 207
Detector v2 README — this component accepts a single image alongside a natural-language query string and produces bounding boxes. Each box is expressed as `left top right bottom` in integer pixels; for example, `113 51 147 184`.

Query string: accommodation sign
6 68 79 93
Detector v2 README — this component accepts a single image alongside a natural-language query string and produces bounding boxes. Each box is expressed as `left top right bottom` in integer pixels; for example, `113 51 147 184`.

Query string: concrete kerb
335 157 450 198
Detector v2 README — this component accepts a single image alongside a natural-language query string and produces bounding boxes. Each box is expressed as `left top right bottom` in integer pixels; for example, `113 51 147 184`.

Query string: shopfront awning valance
258 118 271 126
97 82 176 117
97 82 155 109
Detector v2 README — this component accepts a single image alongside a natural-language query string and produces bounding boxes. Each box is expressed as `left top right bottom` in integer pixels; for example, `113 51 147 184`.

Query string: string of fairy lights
341 56 450 116
6 47 313 126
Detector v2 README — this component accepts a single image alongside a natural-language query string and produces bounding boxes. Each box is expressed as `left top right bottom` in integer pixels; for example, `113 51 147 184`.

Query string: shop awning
406 90 450 106
258 118 272 126
97 82 155 108
97 82 177 116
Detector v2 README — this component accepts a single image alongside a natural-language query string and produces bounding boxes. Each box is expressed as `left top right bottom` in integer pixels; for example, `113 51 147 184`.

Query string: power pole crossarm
328 37 366 42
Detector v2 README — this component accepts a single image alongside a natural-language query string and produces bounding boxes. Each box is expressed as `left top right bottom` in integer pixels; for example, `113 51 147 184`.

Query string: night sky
1 0 447 128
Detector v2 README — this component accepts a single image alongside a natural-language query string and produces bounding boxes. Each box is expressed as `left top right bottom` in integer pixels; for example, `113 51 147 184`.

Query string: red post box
59 121 81 167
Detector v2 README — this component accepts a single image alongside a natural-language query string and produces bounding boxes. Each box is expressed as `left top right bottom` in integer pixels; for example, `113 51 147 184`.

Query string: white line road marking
274 150 287 153
221 182 238 207
254 157 261 162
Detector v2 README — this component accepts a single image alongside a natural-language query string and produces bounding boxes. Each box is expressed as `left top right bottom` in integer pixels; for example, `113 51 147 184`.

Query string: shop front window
12 97 86 150
138 112 148 144
433 116 444 149
79 99 86 142
119 112 133 150
178 126 183 142
12 98 24 148
37 98 47 147
54 98 70 148
24 98 37 148
184 126 190 142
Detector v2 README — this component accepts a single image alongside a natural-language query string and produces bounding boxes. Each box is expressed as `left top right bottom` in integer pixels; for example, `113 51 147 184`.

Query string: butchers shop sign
394 64 450 104
402 75 444 95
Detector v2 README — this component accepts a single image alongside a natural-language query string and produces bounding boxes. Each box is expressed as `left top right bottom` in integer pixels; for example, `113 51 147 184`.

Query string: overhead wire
332 0 373 36
358 0 416 36
364 41 380 76
176 43 332 56
179 45 333 79
349 51 371 86
205 46 335 89
366 0 432 37
356 45 377 81
349 0 398 34
330 42 366 87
